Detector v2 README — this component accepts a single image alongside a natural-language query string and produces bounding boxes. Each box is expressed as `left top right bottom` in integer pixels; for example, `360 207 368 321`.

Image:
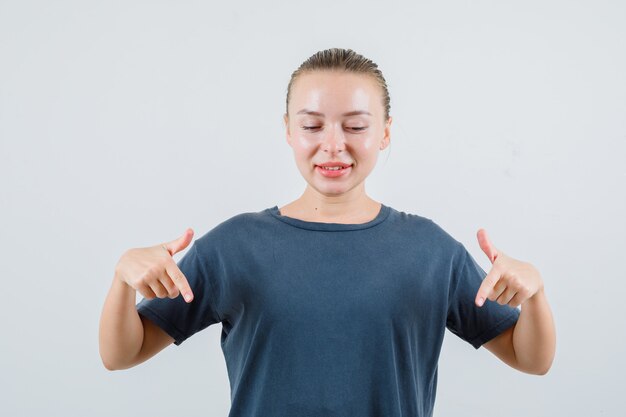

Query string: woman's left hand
475 228 544 308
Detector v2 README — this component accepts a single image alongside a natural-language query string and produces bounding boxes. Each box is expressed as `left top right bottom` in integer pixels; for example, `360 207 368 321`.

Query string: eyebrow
296 109 372 117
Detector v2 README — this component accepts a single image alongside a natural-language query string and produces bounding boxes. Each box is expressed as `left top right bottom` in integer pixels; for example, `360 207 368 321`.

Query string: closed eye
301 126 367 131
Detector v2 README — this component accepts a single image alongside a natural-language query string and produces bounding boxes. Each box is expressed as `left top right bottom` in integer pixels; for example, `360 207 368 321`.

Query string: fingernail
477 297 484 306
184 293 192 302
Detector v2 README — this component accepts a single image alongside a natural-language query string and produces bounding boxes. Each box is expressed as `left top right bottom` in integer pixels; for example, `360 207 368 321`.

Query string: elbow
101 357 133 371
534 361 554 376
99 337 139 371
512 339 556 376
100 352 121 371
99 343 118 371
101 356 118 371
511 347 554 376
103 362 117 372
530 365 550 376
100 351 132 372
521 358 554 376
534 349 556 376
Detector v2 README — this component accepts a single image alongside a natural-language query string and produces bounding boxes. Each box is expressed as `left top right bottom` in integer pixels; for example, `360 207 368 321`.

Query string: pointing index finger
165 262 194 303
476 267 500 307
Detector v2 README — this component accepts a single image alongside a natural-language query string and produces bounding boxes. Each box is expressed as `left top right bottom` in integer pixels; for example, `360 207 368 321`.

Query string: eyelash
302 126 367 131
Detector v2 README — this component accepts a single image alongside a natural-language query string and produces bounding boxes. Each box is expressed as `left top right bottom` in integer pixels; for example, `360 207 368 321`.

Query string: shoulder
387 206 463 253
193 208 273 250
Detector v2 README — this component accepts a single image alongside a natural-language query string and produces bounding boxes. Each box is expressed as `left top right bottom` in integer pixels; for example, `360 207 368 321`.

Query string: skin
280 70 391 223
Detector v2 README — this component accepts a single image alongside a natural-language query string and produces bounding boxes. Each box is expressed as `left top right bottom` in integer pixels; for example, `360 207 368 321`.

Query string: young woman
99 48 556 417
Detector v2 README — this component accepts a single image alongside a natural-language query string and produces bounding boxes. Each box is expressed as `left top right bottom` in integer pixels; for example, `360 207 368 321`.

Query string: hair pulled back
285 48 391 122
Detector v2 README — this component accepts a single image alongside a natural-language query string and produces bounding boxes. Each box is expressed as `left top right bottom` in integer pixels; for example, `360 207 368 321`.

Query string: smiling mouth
317 165 351 171
315 164 353 178
314 162 354 170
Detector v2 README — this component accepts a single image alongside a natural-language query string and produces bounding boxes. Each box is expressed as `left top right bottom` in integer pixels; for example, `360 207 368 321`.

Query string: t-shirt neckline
266 203 391 231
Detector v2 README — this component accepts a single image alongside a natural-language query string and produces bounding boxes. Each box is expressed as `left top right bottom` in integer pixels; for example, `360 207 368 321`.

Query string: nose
321 124 345 154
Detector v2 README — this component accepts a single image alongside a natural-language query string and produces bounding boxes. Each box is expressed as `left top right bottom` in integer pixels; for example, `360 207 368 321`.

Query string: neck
292 184 378 222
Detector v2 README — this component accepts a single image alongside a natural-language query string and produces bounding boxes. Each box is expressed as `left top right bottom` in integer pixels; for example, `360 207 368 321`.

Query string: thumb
163 228 194 256
477 228 498 264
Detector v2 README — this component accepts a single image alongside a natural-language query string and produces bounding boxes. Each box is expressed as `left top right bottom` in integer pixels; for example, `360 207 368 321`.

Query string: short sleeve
136 241 222 346
446 244 520 349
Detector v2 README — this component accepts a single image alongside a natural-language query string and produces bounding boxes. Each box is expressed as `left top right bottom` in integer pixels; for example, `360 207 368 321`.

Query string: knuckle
137 274 149 285
173 271 185 283
124 276 137 288
147 265 163 277
164 263 178 280
134 272 150 287
139 270 155 283
138 284 155 300
161 282 174 294
157 285 168 297
164 281 178 297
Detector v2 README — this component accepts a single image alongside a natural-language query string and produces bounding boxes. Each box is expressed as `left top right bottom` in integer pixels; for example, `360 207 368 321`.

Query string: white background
1 0 624 416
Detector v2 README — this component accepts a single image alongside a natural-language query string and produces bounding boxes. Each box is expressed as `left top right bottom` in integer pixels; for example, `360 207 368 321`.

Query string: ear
283 113 292 146
380 116 392 150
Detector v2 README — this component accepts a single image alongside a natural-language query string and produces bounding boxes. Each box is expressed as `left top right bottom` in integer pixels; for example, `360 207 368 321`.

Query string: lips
315 163 352 178
315 162 353 168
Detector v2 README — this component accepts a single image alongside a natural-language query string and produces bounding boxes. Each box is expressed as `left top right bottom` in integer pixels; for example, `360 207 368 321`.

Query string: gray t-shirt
137 204 520 417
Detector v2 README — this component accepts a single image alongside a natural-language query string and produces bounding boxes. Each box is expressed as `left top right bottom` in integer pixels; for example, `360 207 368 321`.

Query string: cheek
296 134 320 149
354 136 380 155
291 136 317 160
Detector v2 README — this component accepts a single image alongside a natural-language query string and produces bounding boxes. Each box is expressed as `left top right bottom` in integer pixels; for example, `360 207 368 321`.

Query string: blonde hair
285 48 391 122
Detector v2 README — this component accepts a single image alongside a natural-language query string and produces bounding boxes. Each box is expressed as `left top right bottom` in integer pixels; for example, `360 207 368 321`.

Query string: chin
312 181 356 197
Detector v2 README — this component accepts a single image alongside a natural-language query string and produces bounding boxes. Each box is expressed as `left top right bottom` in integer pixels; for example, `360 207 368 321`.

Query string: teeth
321 166 347 170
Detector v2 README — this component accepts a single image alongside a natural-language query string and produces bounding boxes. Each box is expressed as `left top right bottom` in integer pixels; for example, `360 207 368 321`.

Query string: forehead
290 70 381 114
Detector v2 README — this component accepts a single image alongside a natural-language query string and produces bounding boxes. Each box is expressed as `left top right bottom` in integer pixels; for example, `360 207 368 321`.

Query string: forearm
98 272 144 370
512 287 556 375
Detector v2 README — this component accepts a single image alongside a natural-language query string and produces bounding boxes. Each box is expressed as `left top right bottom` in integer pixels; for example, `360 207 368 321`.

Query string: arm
483 287 556 375
98 271 174 371
475 229 556 375
99 231 196 370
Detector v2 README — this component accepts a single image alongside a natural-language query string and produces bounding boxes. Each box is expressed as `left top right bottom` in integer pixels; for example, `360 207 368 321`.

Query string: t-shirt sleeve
136 241 222 346
446 243 520 349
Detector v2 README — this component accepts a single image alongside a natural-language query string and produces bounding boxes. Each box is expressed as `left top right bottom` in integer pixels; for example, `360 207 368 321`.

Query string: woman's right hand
115 228 195 303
